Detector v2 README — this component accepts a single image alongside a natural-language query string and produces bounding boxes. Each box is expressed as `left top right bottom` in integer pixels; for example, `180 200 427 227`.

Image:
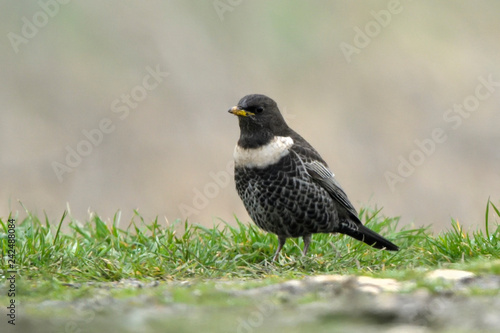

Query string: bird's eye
255 107 264 113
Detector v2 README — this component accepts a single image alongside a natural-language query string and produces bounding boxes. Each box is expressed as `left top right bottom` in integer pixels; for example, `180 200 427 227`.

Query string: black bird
228 94 399 261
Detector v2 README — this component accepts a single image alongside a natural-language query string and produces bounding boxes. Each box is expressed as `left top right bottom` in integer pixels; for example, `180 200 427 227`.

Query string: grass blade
53 210 67 246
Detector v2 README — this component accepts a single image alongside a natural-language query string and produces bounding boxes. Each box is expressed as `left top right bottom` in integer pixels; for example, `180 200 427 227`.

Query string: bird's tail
338 219 399 251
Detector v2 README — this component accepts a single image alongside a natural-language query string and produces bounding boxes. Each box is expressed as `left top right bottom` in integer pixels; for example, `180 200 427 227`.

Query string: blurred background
1 1 499 231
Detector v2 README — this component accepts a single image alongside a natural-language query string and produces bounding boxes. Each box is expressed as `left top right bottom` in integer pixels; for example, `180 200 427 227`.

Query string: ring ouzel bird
228 94 399 261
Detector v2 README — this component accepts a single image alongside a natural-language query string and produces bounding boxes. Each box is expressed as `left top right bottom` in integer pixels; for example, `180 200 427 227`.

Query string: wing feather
303 159 358 216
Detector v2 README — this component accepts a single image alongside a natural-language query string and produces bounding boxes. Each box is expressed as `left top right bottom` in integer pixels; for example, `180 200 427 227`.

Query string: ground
4 267 500 333
1 205 499 332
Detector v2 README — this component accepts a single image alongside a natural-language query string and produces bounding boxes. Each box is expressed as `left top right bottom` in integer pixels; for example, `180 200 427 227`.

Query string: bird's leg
302 234 311 256
272 236 287 261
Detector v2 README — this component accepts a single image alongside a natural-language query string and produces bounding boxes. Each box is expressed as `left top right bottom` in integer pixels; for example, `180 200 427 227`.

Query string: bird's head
228 94 289 147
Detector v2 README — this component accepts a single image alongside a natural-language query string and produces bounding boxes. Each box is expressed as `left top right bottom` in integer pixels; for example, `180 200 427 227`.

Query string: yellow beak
228 106 255 117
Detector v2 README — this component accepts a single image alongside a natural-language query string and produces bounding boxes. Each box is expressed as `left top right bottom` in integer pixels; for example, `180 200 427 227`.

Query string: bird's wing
302 159 358 217
288 134 399 251
287 130 359 217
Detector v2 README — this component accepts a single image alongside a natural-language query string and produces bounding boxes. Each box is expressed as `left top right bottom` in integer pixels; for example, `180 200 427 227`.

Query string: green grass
1 200 499 283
